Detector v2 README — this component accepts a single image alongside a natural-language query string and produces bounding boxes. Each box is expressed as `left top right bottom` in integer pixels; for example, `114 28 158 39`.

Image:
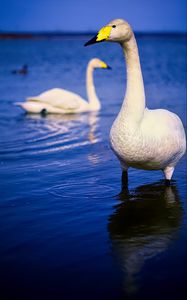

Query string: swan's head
85 19 133 46
89 58 111 69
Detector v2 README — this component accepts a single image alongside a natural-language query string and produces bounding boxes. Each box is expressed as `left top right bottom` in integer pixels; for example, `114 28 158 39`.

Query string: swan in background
12 64 28 74
85 19 186 186
16 58 111 114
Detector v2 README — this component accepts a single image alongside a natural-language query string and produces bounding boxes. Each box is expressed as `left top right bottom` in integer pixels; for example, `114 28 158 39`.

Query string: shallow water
0 35 187 299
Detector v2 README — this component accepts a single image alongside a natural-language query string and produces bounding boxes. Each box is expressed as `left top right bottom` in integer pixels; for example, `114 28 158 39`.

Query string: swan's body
17 88 90 114
16 58 110 114
85 19 186 185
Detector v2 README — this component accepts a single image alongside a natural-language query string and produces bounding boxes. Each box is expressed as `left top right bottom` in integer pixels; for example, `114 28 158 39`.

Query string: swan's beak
100 62 112 69
84 26 112 46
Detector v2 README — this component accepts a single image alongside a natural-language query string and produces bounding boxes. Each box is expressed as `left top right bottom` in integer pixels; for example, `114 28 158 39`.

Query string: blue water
0 35 187 300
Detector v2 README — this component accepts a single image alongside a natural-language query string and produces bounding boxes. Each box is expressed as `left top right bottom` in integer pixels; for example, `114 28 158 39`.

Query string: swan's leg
163 166 174 186
121 169 128 192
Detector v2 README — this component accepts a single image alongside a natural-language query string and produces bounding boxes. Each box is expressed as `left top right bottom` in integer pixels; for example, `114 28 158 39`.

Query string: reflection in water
24 112 100 154
0 111 100 160
108 183 183 295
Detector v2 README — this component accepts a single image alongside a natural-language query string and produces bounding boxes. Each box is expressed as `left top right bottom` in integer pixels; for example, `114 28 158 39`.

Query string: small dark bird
12 64 28 75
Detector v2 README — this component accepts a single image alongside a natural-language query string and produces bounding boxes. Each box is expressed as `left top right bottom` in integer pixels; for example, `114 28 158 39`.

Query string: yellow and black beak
84 34 100 46
100 61 112 69
84 26 112 47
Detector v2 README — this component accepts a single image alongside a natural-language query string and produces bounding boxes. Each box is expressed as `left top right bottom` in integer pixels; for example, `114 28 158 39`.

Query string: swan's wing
27 88 87 110
142 108 186 140
16 100 73 114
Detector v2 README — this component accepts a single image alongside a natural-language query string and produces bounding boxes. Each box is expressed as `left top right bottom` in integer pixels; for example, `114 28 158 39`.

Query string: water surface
0 34 186 299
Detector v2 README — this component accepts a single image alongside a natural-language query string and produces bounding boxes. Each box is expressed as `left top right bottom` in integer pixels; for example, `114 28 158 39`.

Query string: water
0 34 186 300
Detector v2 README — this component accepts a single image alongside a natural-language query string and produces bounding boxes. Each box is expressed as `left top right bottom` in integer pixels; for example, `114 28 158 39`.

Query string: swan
85 19 186 186
16 58 111 114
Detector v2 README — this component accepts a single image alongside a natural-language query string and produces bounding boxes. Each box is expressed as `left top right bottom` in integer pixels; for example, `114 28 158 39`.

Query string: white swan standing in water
85 19 186 186
16 58 111 114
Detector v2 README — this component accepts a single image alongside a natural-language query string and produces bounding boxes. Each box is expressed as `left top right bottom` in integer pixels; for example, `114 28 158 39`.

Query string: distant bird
85 19 186 187
16 58 111 114
12 64 28 75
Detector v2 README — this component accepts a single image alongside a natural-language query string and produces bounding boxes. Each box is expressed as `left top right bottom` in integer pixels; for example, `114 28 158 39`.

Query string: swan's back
27 88 87 110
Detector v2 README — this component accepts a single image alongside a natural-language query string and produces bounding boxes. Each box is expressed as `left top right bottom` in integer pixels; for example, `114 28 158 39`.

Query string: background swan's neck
119 34 145 123
86 64 101 110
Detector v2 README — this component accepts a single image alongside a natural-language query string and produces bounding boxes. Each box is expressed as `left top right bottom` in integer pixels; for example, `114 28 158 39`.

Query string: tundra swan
16 58 111 114
85 19 186 186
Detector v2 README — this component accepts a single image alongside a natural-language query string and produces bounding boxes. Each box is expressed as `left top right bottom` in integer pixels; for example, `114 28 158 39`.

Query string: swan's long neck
86 64 101 110
119 34 145 123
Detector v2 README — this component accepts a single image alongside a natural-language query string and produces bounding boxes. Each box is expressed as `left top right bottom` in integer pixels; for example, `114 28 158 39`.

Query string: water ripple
0 112 101 159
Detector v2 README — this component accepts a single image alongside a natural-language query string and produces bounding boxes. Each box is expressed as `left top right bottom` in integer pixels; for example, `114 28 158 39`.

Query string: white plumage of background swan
85 19 186 187
16 58 111 114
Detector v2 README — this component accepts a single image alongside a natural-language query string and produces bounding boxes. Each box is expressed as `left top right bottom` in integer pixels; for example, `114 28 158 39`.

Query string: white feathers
105 19 186 180
16 58 109 114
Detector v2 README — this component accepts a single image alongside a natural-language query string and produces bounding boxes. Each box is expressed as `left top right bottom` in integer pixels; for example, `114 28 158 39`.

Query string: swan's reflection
23 112 100 154
108 182 183 295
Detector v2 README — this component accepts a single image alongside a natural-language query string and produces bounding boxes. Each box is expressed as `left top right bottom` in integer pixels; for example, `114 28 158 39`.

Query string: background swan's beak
84 35 103 46
107 65 112 70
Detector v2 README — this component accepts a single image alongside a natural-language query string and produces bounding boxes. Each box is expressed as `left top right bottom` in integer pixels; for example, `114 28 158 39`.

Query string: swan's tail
15 102 26 108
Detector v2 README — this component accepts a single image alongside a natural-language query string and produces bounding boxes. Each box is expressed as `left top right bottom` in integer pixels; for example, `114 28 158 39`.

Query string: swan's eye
112 25 116 28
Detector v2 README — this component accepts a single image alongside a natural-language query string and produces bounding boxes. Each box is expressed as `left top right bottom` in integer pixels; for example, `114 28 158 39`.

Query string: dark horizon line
0 30 186 40
0 30 186 34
